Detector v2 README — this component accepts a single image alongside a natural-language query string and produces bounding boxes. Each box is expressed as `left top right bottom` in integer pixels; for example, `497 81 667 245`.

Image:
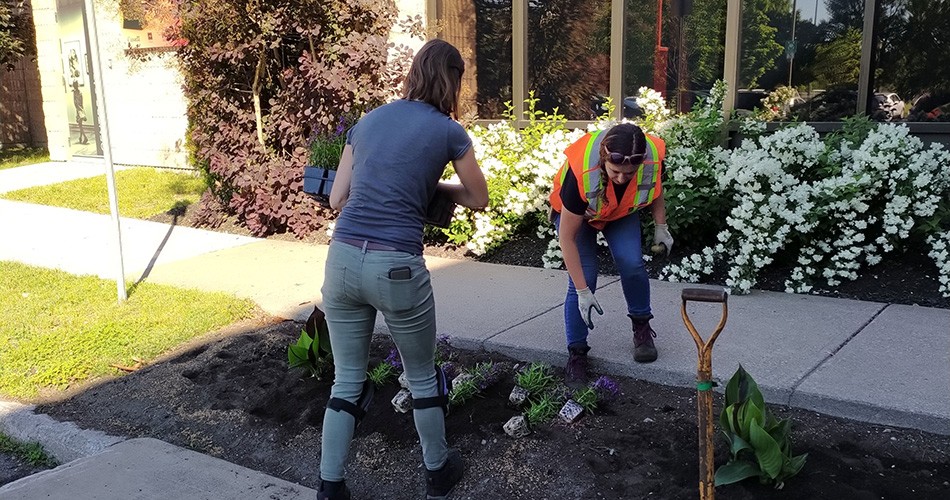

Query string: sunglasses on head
604 148 644 165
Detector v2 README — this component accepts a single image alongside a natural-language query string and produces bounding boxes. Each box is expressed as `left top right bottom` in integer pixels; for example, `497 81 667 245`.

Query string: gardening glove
576 287 604 330
653 223 674 256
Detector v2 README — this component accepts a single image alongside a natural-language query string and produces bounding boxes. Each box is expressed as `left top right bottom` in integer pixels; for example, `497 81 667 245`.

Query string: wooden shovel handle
681 288 728 304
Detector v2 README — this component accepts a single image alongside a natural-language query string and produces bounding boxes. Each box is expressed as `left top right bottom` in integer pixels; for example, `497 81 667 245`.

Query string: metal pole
609 0 624 120
788 0 797 87
83 0 127 302
722 0 742 125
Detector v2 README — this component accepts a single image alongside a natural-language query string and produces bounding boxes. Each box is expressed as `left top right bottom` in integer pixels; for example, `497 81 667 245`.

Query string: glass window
441 0 513 120
737 0 864 122
870 0 950 123
629 0 727 114
527 0 611 120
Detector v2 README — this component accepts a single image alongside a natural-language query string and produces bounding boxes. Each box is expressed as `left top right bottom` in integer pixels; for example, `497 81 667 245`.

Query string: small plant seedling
515 362 555 395
367 362 396 387
524 392 563 427
572 386 598 413
449 374 480 407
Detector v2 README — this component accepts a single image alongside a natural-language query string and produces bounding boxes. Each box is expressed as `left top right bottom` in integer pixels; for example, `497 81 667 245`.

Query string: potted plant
303 119 348 205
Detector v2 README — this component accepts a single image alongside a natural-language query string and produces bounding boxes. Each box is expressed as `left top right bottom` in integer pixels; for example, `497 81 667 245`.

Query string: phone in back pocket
388 266 412 280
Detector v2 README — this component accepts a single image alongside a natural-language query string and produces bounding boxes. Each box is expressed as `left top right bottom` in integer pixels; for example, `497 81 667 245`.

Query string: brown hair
599 123 647 167
403 39 465 118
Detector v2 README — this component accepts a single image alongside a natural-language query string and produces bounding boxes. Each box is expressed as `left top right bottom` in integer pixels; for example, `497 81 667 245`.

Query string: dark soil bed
35 321 950 499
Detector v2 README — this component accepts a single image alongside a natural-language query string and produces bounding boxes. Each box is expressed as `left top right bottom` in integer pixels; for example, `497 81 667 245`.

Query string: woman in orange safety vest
549 122 673 385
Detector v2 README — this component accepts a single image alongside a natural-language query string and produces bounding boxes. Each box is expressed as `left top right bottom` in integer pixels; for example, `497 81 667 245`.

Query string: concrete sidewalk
1 162 948 498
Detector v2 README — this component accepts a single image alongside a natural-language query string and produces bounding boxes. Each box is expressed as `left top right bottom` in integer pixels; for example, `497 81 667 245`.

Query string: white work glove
653 223 674 256
576 287 604 330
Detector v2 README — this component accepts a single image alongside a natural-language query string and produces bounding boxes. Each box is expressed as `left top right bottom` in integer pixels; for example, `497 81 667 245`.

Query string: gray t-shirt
332 99 472 254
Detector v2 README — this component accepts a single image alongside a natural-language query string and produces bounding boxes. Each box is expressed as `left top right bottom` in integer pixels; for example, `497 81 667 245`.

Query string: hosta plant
716 365 807 489
288 307 333 379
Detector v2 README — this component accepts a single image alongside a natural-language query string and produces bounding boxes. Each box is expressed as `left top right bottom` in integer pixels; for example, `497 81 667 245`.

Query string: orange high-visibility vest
549 130 666 229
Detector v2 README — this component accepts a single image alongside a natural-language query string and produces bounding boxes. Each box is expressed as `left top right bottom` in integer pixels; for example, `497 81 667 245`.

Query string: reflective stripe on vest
579 132 663 220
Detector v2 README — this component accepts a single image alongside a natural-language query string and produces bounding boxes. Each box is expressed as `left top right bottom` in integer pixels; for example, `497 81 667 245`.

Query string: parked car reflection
869 92 905 122
907 91 950 122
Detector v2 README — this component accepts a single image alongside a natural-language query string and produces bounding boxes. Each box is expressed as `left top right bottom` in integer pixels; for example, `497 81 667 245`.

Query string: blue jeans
319 241 447 482
555 212 652 349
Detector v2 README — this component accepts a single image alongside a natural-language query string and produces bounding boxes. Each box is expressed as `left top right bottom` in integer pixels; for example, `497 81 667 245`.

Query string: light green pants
319 241 447 482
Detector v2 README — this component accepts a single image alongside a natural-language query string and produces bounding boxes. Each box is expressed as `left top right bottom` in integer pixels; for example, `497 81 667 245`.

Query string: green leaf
749 419 783 479
780 453 808 480
768 419 792 454
318 324 332 356
296 330 313 350
730 433 753 457
714 460 761 486
739 400 765 439
288 345 310 367
725 365 742 406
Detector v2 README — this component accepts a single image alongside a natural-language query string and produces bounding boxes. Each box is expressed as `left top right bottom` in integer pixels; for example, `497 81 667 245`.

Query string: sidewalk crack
788 302 891 402
480 277 622 347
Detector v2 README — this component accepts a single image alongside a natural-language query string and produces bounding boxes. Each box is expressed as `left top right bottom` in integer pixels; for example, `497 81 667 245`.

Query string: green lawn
0 167 207 219
0 261 256 400
0 146 49 170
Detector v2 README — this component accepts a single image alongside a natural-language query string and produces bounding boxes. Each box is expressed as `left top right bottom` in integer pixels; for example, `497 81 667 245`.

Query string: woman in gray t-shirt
317 39 488 500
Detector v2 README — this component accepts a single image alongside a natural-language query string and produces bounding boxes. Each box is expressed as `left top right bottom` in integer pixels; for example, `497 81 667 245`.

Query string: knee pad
327 379 375 426
412 364 452 416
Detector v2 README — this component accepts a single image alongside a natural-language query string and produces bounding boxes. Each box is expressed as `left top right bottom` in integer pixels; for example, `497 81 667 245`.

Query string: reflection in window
871 0 950 123
734 0 863 122
441 0 513 120
527 0 610 120
647 0 727 114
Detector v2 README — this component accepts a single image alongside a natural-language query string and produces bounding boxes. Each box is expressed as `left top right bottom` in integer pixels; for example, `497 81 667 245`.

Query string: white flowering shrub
658 81 733 244
442 93 584 255
927 232 950 297
662 114 950 295
437 82 950 299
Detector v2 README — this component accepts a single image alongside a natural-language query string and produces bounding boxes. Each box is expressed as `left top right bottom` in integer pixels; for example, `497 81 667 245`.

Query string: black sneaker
633 320 658 363
565 345 591 387
426 448 464 499
317 479 351 500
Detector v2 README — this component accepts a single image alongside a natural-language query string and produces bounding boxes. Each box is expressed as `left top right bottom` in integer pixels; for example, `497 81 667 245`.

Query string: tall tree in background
739 0 786 88
527 0 609 118
685 0 727 89
475 0 512 118
825 0 865 36
875 0 950 97
810 27 861 87
0 0 36 70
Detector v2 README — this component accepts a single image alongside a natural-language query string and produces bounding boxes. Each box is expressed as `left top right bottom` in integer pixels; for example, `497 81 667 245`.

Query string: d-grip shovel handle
682 288 727 303
681 288 729 362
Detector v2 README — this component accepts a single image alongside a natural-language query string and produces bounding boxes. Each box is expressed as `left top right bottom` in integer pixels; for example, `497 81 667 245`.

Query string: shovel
681 287 729 500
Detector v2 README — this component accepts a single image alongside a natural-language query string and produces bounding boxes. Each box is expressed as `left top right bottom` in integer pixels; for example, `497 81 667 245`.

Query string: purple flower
385 348 402 370
335 115 346 136
592 376 620 403
440 361 459 381
475 362 504 390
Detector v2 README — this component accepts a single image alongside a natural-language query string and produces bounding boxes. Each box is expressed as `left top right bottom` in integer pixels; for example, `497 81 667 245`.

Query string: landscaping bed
34 321 950 499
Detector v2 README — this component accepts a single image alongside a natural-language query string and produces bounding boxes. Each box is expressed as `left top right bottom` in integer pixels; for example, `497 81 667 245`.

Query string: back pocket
377 266 430 312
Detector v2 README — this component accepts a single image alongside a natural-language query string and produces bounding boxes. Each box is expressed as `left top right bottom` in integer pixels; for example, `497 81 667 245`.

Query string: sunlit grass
1 167 206 218
0 261 256 400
